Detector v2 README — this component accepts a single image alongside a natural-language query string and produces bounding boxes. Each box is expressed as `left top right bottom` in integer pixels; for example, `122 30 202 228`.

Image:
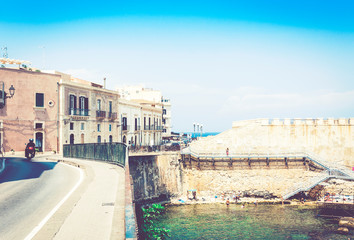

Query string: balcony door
69 95 77 115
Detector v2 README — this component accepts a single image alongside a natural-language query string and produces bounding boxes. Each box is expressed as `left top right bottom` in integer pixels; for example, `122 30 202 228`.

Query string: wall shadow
0 157 57 183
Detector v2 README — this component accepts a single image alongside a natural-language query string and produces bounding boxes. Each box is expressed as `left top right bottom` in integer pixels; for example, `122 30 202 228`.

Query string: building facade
0 63 167 154
117 85 171 140
57 73 119 147
0 68 60 153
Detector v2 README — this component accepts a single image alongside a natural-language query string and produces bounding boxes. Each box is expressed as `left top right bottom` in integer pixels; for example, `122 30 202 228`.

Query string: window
109 124 112 132
69 95 77 114
109 135 112 143
81 123 85 130
135 118 138 131
36 93 44 107
163 109 167 115
79 96 89 116
70 122 74 130
97 124 101 132
35 123 43 129
97 135 101 143
122 117 127 130
97 99 101 111
109 101 112 113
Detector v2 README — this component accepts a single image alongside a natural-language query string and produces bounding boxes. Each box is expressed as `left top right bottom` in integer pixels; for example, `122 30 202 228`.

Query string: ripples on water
155 204 353 240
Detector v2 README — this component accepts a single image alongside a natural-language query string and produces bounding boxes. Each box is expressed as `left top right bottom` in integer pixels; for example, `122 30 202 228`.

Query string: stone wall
129 152 326 203
189 118 354 166
128 153 182 204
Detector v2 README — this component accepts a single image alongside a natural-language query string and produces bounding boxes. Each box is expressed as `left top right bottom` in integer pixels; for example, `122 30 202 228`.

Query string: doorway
35 132 43 152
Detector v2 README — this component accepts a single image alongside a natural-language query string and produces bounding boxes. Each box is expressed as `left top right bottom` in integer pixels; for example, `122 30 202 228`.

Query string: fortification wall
190 118 354 166
129 152 326 202
128 153 182 204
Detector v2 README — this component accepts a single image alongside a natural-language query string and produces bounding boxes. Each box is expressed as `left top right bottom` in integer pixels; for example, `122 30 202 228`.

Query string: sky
1 0 353 132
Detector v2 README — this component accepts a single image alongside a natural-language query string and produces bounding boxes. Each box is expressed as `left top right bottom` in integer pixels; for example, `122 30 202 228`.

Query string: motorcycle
25 144 36 160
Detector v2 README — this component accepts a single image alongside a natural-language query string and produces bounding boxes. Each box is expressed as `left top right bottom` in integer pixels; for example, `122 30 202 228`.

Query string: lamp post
0 82 15 109
193 122 196 139
200 124 203 138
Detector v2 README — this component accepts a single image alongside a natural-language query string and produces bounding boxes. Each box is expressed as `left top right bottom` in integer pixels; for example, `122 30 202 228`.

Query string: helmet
29 139 34 143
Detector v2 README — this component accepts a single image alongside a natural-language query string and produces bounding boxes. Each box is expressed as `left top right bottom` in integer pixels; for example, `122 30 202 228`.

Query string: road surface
0 157 81 240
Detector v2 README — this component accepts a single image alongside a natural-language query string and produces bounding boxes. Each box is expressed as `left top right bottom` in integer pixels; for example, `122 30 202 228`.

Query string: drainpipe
57 81 59 153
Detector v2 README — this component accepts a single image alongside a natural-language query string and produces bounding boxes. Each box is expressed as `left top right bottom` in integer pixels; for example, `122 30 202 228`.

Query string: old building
0 60 168 154
117 85 170 142
0 66 60 153
55 72 119 147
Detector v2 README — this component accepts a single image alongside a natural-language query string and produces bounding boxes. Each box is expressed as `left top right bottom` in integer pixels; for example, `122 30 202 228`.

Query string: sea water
154 204 352 240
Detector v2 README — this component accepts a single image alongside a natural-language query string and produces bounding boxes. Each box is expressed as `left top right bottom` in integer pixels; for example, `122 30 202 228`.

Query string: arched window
97 135 101 143
109 135 113 143
123 135 126 144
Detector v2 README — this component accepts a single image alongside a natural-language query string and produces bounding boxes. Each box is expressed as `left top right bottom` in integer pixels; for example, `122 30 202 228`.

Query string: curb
0 159 5 175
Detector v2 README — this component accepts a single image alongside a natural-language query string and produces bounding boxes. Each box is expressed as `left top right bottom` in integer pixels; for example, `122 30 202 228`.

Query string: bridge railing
63 142 127 167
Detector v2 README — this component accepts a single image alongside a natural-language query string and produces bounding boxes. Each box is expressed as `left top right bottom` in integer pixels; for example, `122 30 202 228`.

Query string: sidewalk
33 156 126 240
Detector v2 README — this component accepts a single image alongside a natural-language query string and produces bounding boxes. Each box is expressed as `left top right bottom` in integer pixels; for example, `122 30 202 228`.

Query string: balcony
108 112 117 120
122 125 130 131
69 108 89 116
96 110 106 118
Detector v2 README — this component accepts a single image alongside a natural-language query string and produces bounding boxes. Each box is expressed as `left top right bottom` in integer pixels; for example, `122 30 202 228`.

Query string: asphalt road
0 157 80 240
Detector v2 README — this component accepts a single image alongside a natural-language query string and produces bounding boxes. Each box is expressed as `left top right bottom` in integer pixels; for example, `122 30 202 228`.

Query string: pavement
0 152 137 240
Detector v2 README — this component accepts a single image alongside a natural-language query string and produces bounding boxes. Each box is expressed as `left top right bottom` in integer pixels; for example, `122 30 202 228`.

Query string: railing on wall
63 142 127 167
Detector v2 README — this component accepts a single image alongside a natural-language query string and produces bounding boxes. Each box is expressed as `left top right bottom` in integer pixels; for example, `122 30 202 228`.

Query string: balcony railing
69 108 89 116
134 126 141 131
108 112 117 120
122 125 130 131
156 126 163 131
96 110 106 118
143 125 163 131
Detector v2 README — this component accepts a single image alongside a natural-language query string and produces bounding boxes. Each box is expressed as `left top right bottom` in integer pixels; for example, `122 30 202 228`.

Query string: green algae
155 204 352 240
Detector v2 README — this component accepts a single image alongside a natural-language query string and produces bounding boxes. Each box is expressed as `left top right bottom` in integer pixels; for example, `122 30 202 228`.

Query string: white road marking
24 163 84 240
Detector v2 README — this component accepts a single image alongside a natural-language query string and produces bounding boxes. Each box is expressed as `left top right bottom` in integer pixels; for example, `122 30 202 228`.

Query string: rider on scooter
25 139 36 158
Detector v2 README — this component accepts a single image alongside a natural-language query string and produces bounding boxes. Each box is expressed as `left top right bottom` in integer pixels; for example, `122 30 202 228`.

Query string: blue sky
1 1 354 132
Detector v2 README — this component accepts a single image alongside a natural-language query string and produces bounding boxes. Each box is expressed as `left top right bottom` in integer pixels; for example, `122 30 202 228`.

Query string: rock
336 227 349 234
339 217 354 228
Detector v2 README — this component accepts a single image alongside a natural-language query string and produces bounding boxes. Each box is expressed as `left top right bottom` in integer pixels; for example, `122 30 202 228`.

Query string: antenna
1 46 8 58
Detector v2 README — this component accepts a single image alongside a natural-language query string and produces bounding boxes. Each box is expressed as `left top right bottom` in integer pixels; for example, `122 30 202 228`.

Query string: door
35 132 43 152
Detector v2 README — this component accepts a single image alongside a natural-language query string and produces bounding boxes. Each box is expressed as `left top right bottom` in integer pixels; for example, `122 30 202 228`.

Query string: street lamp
200 124 203 138
8 85 15 98
193 122 196 138
0 82 15 109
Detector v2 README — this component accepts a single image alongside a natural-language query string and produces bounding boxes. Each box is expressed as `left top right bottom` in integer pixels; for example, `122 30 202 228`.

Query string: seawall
128 152 325 203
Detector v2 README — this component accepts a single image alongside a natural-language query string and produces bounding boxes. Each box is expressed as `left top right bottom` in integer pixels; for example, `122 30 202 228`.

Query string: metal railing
96 110 106 118
122 125 130 131
282 171 332 200
182 147 354 200
69 108 89 116
63 142 126 167
108 112 117 119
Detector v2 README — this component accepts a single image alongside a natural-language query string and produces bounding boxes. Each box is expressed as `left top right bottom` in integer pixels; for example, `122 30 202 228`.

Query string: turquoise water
155 204 352 240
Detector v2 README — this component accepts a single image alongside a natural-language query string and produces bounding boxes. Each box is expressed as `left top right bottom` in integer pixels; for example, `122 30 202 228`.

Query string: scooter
25 145 36 160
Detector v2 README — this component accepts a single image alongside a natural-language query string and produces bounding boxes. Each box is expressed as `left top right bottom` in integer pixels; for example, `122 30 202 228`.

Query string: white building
117 85 172 138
